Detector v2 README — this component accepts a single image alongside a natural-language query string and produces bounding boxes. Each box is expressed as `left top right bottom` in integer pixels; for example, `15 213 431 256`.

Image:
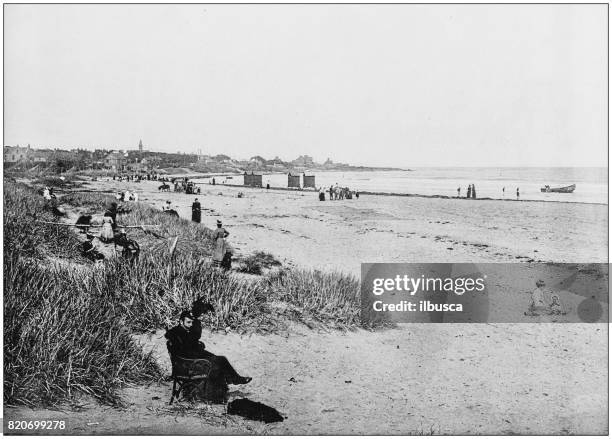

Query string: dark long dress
191 201 201 223
165 322 245 403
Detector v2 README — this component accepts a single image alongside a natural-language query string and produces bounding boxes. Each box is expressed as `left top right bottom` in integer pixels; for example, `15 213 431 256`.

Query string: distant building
196 154 211 164
249 156 266 166
104 151 126 171
214 154 232 164
267 156 286 169
31 150 49 164
292 155 314 167
4 145 32 163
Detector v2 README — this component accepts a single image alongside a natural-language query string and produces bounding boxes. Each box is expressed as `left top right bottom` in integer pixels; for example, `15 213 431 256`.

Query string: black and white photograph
2 3 609 436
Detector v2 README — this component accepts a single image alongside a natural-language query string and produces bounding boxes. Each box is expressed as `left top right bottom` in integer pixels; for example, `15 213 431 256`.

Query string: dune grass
3 183 162 406
3 183 84 261
267 268 361 329
4 178 365 408
58 192 116 211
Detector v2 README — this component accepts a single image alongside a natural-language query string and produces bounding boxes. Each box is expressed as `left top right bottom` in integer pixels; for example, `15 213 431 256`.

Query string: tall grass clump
119 203 213 247
59 192 116 211
267 268 361 328
4 257 162 406
236 251 282 275
32 176 83 189
90 256 270 333
3 183 83 260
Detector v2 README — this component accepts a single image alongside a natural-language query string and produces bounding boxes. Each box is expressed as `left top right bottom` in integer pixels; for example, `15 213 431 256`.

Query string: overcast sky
4 4 607 167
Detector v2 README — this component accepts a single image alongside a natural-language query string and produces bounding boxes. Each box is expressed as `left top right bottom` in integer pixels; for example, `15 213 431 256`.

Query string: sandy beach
87 178 607 272
5 177 608 435
80 180 608 275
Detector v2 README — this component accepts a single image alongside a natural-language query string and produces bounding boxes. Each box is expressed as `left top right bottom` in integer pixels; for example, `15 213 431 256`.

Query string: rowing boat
540 184 576 193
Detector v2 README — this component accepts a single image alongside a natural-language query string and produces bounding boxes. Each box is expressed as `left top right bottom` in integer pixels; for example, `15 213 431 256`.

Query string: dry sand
101 179 606 272
5 178 608 435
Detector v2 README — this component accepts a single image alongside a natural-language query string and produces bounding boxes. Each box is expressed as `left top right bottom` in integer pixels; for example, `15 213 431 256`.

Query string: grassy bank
4 179 363 408
3 183 162 406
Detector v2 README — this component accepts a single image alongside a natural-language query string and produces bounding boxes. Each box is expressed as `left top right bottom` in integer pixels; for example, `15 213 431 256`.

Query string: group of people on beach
319 183 358 201
116 190 138 202
71 199 140 263
172 177 200 194
457 184 478 198
456 185 521 200
113 173 163 182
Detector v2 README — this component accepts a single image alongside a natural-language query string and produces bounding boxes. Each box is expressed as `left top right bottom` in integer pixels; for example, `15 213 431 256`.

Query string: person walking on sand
191 198 202 223
516 187 520 200
212 220 230 268
466 184 472 199
502 187 505 198
471 184 477 199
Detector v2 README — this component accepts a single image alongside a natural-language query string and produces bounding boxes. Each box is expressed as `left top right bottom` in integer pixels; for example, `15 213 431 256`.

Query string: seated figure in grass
165 304 251 403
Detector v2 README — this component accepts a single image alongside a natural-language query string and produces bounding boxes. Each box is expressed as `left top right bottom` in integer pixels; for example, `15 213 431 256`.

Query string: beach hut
243 171 263 188
303 174 316 189
288 173 300 188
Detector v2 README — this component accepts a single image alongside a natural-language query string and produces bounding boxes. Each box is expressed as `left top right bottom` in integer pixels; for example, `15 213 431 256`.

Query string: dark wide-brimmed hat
192 300 215 317
179 310 194 321
217 220 222 226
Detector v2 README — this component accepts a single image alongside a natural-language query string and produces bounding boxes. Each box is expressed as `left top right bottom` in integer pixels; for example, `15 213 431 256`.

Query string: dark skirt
181 350 237 404
192 210 201 223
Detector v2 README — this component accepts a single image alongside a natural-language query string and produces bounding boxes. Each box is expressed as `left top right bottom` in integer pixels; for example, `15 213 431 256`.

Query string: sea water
193 167 608 205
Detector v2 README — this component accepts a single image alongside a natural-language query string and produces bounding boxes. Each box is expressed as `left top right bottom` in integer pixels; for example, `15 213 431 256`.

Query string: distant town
3 141 401 174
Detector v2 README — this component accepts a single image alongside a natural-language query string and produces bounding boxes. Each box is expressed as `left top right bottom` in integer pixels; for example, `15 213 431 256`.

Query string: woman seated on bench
165 307 251 402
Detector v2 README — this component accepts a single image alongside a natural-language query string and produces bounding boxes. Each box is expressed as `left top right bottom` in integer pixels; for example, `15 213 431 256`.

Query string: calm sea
193 167 608 205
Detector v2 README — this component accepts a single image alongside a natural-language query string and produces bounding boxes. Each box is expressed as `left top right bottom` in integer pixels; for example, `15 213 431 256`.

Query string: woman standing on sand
212 220 230 267
191 198 201 223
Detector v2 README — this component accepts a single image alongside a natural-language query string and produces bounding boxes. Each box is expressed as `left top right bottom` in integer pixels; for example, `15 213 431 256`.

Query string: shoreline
161 181 608 206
